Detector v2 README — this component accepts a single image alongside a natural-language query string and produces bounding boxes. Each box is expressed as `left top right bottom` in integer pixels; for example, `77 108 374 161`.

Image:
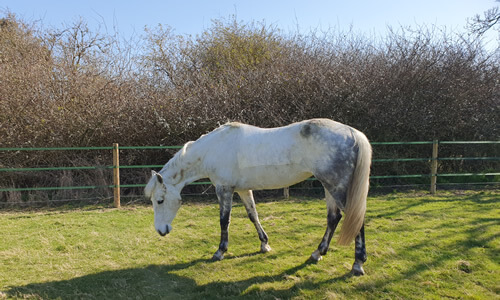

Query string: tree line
0 13 498 203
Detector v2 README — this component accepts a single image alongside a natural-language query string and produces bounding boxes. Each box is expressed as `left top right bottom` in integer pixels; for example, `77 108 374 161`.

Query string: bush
0 13 498 203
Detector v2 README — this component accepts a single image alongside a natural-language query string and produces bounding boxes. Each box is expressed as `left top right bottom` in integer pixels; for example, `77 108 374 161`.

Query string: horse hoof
261 244 272 253
351 263 365 276
212 252 224 261
309 251 322 263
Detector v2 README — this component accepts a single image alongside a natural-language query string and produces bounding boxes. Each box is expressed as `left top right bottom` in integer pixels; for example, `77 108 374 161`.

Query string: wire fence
0 141 498 206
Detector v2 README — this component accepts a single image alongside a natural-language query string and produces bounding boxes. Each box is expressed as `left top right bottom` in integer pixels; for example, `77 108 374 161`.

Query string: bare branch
467 6 500 36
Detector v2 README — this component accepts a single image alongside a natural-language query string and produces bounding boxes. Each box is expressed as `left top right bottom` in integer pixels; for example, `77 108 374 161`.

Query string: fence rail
1 141 498 206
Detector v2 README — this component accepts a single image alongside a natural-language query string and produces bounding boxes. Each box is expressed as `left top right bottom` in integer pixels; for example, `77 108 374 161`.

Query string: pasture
0 191 498 299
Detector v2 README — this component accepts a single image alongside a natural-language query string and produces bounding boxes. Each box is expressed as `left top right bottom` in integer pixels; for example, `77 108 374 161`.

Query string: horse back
199 119 360 189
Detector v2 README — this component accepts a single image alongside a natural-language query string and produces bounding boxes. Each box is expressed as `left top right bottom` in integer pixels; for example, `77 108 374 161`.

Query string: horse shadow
4 256 354 299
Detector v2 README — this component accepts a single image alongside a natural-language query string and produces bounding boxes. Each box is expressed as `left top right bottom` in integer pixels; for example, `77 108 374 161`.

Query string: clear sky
1 0 499 50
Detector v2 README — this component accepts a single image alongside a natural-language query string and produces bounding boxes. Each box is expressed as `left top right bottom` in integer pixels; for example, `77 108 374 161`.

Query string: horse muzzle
157 224 172 236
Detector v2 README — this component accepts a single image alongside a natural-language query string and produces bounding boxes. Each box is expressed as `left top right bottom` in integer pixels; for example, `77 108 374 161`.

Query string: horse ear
155 172 164 184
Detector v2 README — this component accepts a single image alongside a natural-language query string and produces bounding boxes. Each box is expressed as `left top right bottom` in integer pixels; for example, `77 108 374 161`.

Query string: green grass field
0 191 498 299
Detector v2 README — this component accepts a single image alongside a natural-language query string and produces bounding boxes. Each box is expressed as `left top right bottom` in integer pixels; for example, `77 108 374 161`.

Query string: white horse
145 119 371 275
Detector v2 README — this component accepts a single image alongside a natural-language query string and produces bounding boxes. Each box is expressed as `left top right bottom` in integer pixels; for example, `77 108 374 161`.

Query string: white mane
159 141 194 174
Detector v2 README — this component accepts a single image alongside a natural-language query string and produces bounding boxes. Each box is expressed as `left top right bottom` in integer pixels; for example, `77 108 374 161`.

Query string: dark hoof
212 251 224 261
351 263 365 276
308 250 322 263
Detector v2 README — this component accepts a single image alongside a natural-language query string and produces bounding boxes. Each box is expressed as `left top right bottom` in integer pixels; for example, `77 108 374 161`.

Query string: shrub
0 14 498 203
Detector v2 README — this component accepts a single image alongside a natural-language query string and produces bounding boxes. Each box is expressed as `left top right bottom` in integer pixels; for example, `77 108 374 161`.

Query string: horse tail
337 129 372 246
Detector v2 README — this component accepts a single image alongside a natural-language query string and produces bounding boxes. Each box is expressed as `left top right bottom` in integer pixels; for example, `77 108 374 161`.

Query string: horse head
145 171 182 236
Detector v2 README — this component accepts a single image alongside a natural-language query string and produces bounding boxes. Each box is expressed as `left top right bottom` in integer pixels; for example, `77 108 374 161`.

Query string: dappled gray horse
145 119 372 275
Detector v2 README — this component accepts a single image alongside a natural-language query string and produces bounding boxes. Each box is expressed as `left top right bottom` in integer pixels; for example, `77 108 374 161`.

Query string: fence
0 141 498 207
369 140 499 192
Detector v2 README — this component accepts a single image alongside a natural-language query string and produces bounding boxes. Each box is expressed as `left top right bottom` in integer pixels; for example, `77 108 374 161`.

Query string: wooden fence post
283 187 290 199
113 143 121 208
430 140 439 194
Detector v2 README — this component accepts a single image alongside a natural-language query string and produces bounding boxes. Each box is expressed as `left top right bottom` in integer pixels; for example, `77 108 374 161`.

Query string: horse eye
157 200 164 205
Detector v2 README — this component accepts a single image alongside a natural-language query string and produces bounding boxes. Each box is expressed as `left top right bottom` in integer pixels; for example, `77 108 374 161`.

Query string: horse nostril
157 225 171 236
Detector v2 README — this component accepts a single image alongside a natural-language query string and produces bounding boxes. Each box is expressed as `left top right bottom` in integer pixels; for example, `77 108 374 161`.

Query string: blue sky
1 0 499 49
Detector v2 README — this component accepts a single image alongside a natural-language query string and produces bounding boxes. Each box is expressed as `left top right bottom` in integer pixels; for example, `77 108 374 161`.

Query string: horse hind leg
351 223 367 276
237 190 271 253
310 188 342 262
312 189 367 275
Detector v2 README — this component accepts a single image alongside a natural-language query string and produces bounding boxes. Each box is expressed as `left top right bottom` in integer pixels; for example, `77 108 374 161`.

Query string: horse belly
235 165 312 190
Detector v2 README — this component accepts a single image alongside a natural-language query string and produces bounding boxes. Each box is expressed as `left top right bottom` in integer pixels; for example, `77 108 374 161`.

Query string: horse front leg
351 224 367 276
237 190 271 253
212 185 234 261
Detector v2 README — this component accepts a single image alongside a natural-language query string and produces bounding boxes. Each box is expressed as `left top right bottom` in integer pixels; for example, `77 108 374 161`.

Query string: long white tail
337 129 372 246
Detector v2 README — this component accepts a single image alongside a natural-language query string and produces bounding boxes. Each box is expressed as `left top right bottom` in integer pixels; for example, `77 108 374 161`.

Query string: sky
1 0 499 50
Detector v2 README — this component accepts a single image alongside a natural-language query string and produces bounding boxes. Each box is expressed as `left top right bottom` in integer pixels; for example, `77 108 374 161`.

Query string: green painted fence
0 141 498 206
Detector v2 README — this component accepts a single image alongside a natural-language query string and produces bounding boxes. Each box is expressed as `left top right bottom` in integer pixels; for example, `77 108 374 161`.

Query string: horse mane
158 141 192 173
160 122 241 174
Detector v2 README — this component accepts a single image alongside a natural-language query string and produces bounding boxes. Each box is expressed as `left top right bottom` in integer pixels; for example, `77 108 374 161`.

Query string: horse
144 118 372 275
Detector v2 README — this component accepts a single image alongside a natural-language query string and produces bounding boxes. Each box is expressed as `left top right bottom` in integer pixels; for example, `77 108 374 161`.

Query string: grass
0 190 498 299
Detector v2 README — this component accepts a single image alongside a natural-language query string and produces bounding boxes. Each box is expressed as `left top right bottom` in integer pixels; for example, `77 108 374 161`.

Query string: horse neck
161 142 205 189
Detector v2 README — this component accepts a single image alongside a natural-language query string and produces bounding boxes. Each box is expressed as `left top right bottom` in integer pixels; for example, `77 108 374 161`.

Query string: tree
467 2 500 36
